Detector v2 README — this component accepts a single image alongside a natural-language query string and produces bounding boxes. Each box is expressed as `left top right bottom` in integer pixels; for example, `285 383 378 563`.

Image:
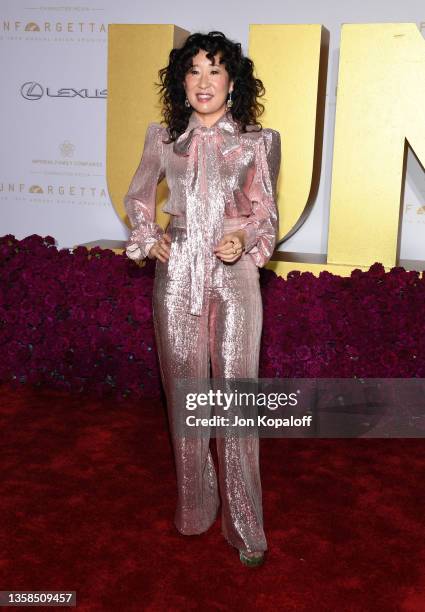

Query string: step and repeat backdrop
1 0 425 263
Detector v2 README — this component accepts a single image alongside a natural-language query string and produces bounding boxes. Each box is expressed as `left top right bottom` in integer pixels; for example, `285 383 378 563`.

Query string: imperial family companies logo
20 82 107 100
60 141 75 158
0 135 107 202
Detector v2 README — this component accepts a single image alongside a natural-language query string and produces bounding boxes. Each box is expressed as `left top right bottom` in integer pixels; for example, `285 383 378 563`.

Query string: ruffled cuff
125 227 164 261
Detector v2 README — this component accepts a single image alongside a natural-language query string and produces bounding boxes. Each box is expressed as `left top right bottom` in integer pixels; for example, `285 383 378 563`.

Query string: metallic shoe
239 550 265 567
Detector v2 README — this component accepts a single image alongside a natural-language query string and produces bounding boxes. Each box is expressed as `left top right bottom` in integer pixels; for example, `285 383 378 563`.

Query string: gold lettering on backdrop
107 24 425 276
107 25 189 235
249 24 329 277
327 23 425 270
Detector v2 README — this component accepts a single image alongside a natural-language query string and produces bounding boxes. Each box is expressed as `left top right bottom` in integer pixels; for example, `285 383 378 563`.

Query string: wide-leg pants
152 216 267 553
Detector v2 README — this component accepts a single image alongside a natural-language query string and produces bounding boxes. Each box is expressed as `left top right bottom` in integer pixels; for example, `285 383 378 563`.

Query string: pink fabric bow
173 118 242 157
172 113 242 316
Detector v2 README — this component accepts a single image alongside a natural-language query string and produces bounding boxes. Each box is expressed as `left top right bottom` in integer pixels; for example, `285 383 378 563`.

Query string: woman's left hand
214 230 246 263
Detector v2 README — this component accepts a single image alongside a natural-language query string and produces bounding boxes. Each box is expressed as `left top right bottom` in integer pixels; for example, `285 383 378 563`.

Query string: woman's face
183 49 233 125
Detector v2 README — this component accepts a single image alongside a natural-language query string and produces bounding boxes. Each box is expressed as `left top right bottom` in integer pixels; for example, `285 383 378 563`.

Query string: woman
124 31 281 567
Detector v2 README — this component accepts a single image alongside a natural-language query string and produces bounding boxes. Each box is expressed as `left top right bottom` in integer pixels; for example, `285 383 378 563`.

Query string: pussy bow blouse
124 109 281 315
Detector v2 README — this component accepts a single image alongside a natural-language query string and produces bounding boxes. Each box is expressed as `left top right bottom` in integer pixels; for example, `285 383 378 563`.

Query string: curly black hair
155 31 265 142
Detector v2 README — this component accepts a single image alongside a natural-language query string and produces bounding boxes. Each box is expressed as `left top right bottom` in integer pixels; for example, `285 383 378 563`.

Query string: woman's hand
148 233 172 262
214 229 246 263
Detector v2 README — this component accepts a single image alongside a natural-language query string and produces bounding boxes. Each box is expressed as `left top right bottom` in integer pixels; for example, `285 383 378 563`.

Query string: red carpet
1 382 425 611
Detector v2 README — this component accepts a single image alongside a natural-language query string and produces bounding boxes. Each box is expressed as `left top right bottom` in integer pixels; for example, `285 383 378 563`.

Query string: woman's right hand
148 233 171 262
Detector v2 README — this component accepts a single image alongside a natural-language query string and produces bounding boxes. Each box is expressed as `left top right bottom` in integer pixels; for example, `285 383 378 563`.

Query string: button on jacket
124 109 281 315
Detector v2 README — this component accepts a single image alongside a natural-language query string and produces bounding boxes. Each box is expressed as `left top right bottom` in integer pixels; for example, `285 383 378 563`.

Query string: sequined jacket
124 110 281 311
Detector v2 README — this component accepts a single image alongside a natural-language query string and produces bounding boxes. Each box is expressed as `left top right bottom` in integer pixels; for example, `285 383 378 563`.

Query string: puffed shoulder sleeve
124 122 166 261
241 128 281 267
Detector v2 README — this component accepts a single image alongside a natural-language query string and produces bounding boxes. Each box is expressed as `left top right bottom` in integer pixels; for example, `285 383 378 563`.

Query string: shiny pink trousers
152 217 267 553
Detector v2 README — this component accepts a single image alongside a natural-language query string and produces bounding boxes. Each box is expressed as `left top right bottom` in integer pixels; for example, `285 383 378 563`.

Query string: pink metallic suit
124 110 281 554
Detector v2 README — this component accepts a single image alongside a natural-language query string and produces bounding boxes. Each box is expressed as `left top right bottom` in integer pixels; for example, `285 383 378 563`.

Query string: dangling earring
226 90 233 108
185 97 191 108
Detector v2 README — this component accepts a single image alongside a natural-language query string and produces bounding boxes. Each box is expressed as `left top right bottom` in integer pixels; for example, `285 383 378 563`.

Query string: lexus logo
20 82 107 100
21 82 43 100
